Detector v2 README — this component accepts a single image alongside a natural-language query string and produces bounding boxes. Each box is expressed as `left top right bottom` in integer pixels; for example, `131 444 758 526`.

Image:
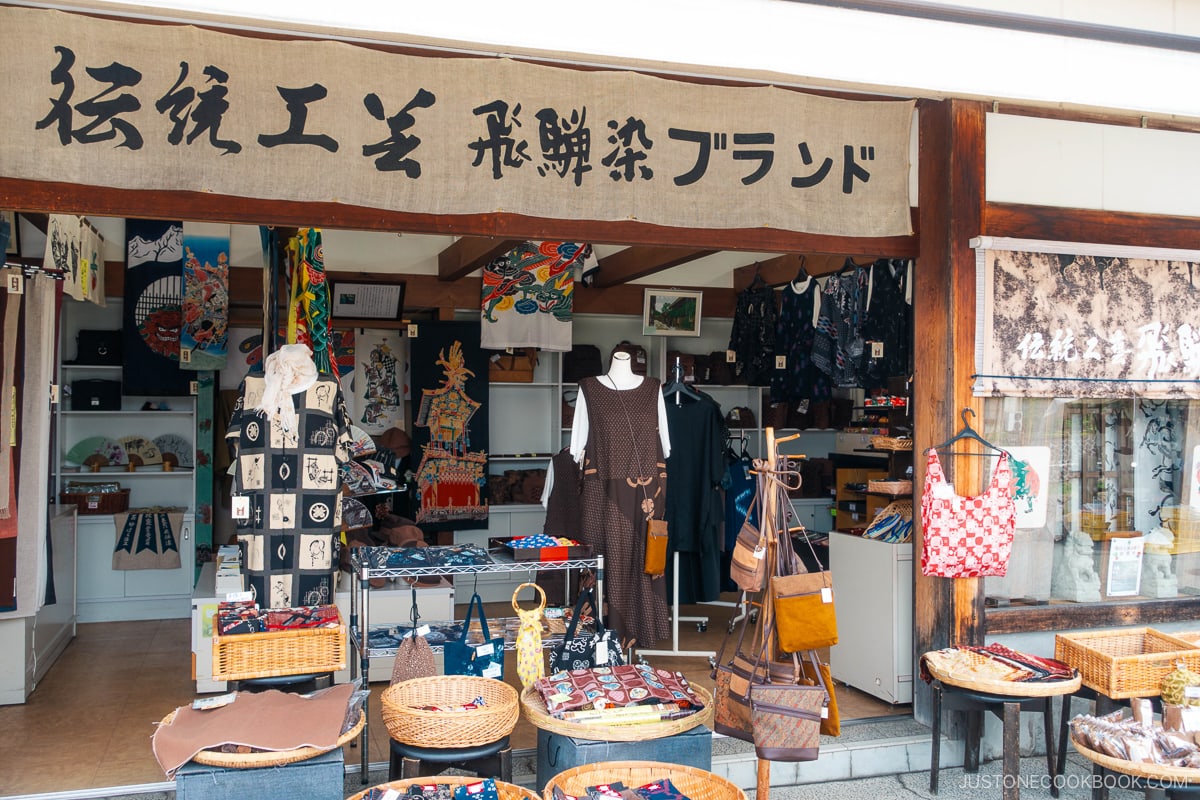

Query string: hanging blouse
920 450 1016 578
770 276 830 404
812 265 867 388
859 259 911 389
728 283 777 386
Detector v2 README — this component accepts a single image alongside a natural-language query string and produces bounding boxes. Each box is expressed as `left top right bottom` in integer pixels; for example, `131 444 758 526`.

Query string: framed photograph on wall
329 279 406 325
642 288 702 337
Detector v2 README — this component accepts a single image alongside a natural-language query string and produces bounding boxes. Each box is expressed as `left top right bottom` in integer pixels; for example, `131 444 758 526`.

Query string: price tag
821 587 833 604
381 790 402 800
407 323 419 338
753 546 765 560
821 706 829 719
192 692 237 710
6 272 23 294
225 590 253 603
725 349 736 363
482 662 503 678
181 348 192 364
416 624 431 637
596 639 609 665
476 642 495 657
231 496 250 520
775 355 787 369
871 341 884 358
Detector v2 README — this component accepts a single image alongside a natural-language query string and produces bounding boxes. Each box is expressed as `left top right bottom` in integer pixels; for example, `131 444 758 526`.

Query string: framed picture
329 279 406 325
2 210 18 256
642 288 702 337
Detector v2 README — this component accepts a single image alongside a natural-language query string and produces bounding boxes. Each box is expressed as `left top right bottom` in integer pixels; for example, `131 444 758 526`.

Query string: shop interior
0 215 918 797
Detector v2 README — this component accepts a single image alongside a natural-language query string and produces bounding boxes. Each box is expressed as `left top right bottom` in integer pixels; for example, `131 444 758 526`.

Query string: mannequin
569 352 671 462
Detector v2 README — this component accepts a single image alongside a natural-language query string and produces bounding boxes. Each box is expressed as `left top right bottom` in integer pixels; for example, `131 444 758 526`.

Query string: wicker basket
349 776 539 800
867 479 913 496
211 610 346 682
1055 628 1200 699
160 709 363 769
381 676 519 748
871 436 913 451
59 487 130 515
520 684 713 742
1073 737 1200 784
543 761 746 800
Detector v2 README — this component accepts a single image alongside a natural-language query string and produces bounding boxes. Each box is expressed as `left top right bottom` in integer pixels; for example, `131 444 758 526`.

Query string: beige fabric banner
0 7 914 237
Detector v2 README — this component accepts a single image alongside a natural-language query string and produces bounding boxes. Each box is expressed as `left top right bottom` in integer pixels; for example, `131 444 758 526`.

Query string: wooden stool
930 680 1060 800
388 736 512 782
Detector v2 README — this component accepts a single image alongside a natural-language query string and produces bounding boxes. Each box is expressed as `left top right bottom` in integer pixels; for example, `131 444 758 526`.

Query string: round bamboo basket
160 709 363 769
349 776 538 800
543 761 746 800
1072 737 1200 784
520 685 712 742
381 676 519 748
923 650 1081 697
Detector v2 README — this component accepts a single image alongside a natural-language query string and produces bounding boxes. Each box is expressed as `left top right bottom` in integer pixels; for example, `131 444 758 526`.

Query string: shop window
981 398 1200 606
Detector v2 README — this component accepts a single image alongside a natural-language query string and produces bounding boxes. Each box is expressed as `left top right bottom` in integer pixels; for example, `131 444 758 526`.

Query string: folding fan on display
66 436 127 468
119 435 163 466
153 434 194 469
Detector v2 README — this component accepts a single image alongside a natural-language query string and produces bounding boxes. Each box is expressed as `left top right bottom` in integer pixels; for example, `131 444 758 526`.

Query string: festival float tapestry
409 321 489 530
351 329 405 435
124 219 191 396
180 222 230 370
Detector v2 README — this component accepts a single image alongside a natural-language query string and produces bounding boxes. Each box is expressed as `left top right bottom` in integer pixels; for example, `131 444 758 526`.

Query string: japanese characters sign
973 238 1200 398
0 7 915 237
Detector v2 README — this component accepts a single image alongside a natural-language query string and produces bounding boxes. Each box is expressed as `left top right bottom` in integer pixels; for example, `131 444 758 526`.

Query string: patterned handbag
443 593 505 680
512 582 546 688
390 587 437 684
749 649 829 762
920 450 1016 578
549 587 625 672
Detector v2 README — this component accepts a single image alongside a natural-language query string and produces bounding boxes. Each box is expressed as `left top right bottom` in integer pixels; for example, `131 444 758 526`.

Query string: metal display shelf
348 546 604 782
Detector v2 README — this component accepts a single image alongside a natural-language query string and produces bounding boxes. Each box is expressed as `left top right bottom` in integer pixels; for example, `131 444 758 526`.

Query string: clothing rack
634 549 717 663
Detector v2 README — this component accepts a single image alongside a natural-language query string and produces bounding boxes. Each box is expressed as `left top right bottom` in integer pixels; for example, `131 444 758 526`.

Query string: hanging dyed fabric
123 219 192 396
728 281 777 386
770 276 830 405
287 228 332 374
180 222 230 370
859 259 911 388
480 241 596 351
812 262 867 388
111 508 185 570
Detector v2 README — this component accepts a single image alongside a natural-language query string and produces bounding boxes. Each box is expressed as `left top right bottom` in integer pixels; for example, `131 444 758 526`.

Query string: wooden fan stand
751 428 799 800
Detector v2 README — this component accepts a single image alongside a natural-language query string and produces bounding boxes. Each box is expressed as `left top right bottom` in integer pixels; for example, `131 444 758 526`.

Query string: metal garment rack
634 550 718 662
347 548 604 783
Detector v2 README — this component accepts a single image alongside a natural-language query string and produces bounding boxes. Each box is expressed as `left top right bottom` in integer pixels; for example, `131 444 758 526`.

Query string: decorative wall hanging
111 508 184 570
287 228 332 374
124 219 191 396
180 222 230 370
409 321 489 530
44 214 84 301
480 241 594 351
351 329 406 435
80 220 106 307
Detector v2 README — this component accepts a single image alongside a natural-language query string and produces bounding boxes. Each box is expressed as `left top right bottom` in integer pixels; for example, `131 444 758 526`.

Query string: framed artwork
642 288 702 337
330 279 405 325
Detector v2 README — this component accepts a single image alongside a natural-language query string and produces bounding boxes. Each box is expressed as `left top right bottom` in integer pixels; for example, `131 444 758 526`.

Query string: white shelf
60 410 193 418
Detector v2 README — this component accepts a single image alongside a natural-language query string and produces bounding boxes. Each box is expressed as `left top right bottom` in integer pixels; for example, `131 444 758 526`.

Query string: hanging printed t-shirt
480 241 597 351
226 373 352 607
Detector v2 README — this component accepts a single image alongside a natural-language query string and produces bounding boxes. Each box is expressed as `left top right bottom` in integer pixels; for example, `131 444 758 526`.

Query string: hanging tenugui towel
480 241 595 351
226 344 352 607
920 450 1016 578
352 329 406 435
80 221 106 307
287 228 332 374
112 508 184 570
409 321 489 530
180 222 230 370
124 219 191 396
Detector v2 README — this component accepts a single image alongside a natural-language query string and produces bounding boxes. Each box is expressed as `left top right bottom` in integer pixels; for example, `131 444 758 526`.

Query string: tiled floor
0 600 908 798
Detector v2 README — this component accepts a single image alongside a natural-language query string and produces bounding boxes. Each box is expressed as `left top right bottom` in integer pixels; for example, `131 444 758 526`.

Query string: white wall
987 114 1200 217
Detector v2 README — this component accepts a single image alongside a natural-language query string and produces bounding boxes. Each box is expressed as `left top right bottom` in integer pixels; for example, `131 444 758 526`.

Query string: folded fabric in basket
534 663 705 715
264 604 339 631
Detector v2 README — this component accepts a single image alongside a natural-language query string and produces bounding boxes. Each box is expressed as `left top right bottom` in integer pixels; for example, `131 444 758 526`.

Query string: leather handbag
549 587 625 672
443 593 505 680
563 344 603 383
610 341 648 375
772 527 838 652
644 518 669 576
729 477 768 593
489 348 538 382
73 329 122 365
390 587 437 684
512 582 546 688
750 650 829 762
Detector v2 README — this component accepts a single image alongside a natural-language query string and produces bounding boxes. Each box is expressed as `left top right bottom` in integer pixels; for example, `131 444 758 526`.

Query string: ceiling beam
593 246 716 288
731 253 853 290
437 236 521 281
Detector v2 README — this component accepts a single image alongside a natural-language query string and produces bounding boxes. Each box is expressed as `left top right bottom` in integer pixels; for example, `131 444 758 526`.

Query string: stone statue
1052 529 1102 602
1141 527 1178 599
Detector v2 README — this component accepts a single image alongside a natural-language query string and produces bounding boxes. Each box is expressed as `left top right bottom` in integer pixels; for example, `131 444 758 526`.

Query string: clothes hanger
792 255 809 283
838 257 860 276
924 407 1009 457
748 262 768 289
662 356 702 405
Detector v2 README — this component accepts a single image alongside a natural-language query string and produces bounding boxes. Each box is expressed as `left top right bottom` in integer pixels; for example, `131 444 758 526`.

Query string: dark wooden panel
985 203 1200 249
986 598 1200 635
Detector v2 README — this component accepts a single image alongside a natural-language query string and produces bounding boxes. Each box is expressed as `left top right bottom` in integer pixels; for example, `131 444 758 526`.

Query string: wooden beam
730 253 853 290
985 202 1200 250
0 178 920 257
437 237 521 282
592 246 716 288
987 598 1200 635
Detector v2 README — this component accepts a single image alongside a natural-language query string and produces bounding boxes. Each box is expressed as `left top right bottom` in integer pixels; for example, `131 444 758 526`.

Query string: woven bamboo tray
868 479 913 496
381 676 519 748
211 610 346 682
160 708 363 769
923 649 1080 697
520 684 713 742
1072 737 1200 784
1055 628 1200 699
349 776 539 800
870 436 913 451
543 761 746 800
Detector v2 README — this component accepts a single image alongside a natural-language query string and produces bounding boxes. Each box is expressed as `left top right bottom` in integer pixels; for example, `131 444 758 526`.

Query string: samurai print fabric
920 450 1016 578
226 373 352 607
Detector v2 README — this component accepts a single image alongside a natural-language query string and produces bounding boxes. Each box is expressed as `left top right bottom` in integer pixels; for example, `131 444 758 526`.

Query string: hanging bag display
729 472 769 593
443 592 506 680
512 582 546 688
771 515 838 652
750 648 830 762
390 586 437 684
549 586 625 672
920 449 1016 578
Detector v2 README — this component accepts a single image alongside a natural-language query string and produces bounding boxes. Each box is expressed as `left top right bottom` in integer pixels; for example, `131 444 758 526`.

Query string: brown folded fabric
152 683 354 778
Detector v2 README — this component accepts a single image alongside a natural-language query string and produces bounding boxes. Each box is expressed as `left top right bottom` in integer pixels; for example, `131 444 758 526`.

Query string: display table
174 745 344 800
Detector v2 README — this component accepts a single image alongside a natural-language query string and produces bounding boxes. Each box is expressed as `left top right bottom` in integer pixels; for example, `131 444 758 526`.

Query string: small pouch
644 519 669 576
